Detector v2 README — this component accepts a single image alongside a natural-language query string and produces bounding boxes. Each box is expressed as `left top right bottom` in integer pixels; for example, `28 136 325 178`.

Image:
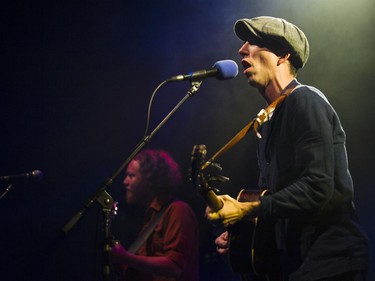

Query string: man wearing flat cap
206 16 370 281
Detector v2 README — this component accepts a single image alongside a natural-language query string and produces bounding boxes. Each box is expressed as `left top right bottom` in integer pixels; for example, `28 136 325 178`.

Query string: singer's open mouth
241 60 251 70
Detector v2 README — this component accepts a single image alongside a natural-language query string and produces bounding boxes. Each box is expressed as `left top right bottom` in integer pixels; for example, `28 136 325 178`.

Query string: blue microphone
167 60 238 82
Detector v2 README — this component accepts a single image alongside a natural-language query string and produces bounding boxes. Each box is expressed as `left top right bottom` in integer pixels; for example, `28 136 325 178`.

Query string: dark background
1 0 374 280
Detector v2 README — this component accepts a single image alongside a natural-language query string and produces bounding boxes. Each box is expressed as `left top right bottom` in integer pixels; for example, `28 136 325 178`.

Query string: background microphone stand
0 183 14 199
61 80 203 281
0 170 43 199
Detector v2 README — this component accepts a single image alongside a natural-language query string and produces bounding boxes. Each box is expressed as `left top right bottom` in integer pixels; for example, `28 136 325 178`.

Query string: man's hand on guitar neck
205 194 261 227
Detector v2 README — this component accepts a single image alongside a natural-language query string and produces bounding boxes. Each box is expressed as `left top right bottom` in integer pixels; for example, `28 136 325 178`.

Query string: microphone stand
0 184 14 199
61 80 203 281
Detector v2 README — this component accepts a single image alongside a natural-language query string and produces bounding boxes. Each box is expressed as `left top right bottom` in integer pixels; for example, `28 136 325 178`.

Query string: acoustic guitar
190 144 282 281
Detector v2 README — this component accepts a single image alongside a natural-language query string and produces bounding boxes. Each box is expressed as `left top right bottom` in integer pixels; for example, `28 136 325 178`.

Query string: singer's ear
277 53 291 66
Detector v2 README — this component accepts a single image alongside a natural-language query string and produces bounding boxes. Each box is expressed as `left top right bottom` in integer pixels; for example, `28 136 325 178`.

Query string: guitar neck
200 189 223 212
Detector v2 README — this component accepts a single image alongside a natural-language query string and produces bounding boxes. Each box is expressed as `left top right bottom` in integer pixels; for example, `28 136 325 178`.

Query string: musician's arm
110 243 181 278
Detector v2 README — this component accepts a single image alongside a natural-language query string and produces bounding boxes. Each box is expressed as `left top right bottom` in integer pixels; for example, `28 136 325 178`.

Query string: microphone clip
187 80 203 97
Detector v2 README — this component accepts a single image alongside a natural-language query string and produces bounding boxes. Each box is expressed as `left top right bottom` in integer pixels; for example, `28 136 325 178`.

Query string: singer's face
123 160 153 207
238 41 278 88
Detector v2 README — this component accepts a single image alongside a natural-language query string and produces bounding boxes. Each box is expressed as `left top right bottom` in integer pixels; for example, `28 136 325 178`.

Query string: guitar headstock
190 145 225 211
109 201 119 231
190 144 208 193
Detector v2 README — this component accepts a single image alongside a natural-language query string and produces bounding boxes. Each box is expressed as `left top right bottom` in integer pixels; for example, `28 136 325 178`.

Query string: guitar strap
127 200 172 254
202 80 299 170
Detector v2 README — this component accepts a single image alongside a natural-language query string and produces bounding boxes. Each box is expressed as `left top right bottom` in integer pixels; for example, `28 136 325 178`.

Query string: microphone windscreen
213 60 238 80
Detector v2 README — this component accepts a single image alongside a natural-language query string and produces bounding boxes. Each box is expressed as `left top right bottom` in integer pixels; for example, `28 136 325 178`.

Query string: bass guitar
190 144 282 281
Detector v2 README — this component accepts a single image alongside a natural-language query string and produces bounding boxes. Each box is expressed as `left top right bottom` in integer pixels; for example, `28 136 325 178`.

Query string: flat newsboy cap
234 16 309 69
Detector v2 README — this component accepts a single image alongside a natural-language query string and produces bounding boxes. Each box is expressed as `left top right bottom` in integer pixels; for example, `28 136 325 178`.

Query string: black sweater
257 82 370 280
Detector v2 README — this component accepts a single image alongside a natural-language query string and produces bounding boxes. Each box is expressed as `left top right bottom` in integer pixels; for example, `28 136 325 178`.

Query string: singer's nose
239 41 250 58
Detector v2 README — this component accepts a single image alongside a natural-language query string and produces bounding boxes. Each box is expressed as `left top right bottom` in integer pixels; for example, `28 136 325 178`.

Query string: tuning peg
211 187 221 193
210 162 223 171
208 175 230 183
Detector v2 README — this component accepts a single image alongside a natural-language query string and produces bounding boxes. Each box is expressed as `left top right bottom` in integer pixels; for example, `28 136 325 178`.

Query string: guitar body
190 145 282 281
228 189 282 281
